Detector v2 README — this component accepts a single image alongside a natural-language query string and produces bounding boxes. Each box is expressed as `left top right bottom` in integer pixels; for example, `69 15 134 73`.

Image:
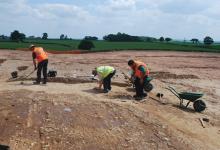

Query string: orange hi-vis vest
33 47 48 63
133 61 150 78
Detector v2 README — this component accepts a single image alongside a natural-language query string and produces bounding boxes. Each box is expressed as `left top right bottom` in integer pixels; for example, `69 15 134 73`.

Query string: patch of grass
0 40 79 51
92 41 220 52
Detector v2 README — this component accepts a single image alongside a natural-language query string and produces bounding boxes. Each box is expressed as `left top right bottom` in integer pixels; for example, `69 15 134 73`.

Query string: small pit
0 59 6 65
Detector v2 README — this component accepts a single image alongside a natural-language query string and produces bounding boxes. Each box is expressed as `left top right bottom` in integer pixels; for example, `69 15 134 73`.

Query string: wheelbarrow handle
165 86 181 99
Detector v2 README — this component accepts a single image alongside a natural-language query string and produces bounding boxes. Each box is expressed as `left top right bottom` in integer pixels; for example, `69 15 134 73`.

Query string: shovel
20 69 37 84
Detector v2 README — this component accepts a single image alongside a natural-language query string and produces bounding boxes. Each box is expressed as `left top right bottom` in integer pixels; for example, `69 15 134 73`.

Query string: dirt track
0 50 220 150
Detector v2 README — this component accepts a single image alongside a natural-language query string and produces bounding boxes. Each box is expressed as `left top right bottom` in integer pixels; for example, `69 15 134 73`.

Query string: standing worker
128 60 150 101
92 66 116 93
29 45 48 84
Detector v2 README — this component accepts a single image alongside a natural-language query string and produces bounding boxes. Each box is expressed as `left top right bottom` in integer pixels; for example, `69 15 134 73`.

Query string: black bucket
11 71 18 78
0 144 10 150
48 70 57 78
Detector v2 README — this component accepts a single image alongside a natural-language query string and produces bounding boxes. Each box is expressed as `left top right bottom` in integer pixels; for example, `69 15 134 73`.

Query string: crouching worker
29 45 48 85
128 60 150 101
92 66 116 93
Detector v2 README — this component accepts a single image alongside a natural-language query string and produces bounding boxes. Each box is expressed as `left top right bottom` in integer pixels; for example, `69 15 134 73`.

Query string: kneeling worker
128 60 149 101
29 45 48 84
92 66 116 93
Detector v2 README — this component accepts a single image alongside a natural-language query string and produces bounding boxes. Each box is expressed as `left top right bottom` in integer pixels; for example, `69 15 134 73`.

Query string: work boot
33 81 40 85
103 89 109 93
142 93 147 97
42 79 47 84
133 95 143 100
135 96 143 101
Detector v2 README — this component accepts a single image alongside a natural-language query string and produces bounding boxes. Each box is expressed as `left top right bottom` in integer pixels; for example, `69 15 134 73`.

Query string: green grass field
0 39 220 52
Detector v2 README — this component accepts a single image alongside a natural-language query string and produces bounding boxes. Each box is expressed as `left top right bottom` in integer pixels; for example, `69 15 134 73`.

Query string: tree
159 37 165 42
64 35 68 40
165 37 172 42
60 34 65 40
42 33 48 39
78 40 95 50
10 30 26 42
204 36 214 45
190 38 199 44
10 30 20 41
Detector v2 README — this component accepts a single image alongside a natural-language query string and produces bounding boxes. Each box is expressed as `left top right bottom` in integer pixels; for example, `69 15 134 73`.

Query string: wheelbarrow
166 86 206 112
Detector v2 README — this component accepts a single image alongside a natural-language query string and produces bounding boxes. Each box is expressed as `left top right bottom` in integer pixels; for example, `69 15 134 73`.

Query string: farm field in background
0 39 220 52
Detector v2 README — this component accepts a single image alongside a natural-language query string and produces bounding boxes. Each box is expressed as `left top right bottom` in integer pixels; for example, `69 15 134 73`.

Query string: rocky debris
151 71 199 79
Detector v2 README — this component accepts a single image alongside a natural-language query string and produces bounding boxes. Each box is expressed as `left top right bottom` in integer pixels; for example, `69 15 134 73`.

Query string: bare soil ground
0 50 220 150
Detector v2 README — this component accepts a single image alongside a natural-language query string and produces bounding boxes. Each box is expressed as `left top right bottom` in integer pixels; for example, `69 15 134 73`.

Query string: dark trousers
36 59 48 83
103 70 116 91
134 76 147 97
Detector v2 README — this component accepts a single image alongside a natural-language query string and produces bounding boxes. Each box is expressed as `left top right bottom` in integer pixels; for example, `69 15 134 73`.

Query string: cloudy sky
0 0 220 40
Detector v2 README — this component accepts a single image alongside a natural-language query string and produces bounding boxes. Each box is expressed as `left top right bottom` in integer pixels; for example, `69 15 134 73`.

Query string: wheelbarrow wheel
144 83 154 92
193 100 206 112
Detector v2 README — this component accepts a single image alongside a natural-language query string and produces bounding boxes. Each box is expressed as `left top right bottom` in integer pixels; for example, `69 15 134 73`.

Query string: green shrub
78 40 95 50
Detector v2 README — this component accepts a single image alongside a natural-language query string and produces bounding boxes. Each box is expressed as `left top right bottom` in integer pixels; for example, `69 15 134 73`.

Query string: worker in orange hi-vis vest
29 45 48 85
128 60 150 101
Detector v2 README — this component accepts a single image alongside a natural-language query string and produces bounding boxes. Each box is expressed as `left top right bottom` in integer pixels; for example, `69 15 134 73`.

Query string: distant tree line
0 35 9 40
102 33 174 43
0 30 217 47
84 36 98 41
6 30 50 41
103 32 141 42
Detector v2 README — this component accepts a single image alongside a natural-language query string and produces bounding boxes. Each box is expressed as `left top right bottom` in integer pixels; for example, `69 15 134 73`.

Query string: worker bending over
92 66 116 93
128 60 150 101
29 45 48 84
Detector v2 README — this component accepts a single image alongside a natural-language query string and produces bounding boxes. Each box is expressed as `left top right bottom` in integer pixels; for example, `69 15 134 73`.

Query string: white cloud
108 0 136 9
0 0 94 37
35 4 91 20
0 0 220 40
